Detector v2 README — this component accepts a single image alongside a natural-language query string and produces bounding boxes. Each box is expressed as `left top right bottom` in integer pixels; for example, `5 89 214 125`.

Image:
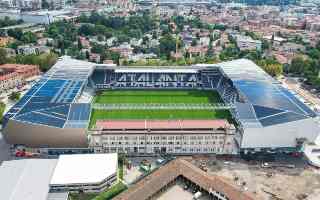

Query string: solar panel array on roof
4 57 95 129
219 59 317 127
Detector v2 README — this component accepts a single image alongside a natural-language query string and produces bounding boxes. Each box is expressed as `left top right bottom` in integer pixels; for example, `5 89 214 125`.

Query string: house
0 37 14 47
274 53 289 65
3 48 16 57
263 35 287 47
130 38 142 47
17 45 51 55
37 38 54 46
106 37 117 47
128 53 157 62
170 51 183 60
89 53 101 63
199 37 210 46
79 36 91 49
187 46 208 58
110 43 134 58
17 45 37 55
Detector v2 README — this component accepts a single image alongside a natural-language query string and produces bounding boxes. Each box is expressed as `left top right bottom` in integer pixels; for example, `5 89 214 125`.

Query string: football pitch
89 90 231 128
94 90 223 104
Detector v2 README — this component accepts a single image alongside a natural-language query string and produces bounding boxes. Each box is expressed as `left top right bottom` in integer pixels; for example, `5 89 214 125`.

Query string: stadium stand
3 57 320 154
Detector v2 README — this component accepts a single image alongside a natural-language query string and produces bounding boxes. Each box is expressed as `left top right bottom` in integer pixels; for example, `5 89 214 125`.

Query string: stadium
2 56 320 155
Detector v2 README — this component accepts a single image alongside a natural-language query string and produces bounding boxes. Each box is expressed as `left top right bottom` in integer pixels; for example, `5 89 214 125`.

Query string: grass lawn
68 182 127 200
92 182 127 200
68 193 97 200
89 109 232 128
0 102 5 123
94 90 222 104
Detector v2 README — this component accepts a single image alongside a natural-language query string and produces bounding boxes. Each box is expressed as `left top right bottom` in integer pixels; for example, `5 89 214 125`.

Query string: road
0 132 10 164
281 77 320 108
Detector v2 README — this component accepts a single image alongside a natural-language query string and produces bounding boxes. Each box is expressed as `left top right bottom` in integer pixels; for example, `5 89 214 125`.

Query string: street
0 132 10 164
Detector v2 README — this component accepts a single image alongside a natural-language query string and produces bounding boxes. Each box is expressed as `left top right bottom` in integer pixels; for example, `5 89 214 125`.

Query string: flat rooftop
50 153 117 185
0 159 58 200
95 119 230 130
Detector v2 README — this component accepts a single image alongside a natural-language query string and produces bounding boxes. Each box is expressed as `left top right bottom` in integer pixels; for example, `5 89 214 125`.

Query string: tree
159 34 176 59
7 29 23 41
42 0 50 9
9 92 21 101
0 48 8 64
91 44 105 54
102 50 120 65
290 57 306 74
262 63 283 77
21 32 37 44
77 38 82 50
0 102 5 123
14 53 58 72
191 38 197 46
128 29 142 39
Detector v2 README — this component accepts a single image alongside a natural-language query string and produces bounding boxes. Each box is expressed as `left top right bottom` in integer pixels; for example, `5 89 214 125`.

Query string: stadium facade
3 56 320 154
90 120 237 155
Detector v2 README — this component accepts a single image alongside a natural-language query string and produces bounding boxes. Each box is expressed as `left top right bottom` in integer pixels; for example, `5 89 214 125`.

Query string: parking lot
123 156 163 185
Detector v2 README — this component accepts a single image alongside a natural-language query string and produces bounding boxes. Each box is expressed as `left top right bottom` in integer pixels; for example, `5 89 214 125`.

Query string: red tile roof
95 119 229 130
114 158 259 200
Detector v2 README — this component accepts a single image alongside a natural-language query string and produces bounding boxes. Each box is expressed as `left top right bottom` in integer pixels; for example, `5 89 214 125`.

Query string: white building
49 153 118 193
235 35 262 51
0 9 77 24
0 153 118 199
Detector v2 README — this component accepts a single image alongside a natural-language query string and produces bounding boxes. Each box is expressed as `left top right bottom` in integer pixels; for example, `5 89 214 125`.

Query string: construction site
190 155 320 200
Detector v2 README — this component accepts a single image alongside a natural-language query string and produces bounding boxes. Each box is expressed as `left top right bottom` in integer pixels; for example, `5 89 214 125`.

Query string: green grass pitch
89 90 232 128
94 90 223 104
89 109 232 128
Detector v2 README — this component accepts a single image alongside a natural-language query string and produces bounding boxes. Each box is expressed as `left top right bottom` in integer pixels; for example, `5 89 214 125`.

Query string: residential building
0 36 14 47
17 45 51 55
109 43 134 58
235 35 262 51
0 64 39 92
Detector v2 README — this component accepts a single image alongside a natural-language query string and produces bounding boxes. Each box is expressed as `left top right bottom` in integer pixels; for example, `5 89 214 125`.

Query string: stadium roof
199 59 318 128
50 153 117 185
220 59 317 128
0 159 58 200
4 57 95 129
